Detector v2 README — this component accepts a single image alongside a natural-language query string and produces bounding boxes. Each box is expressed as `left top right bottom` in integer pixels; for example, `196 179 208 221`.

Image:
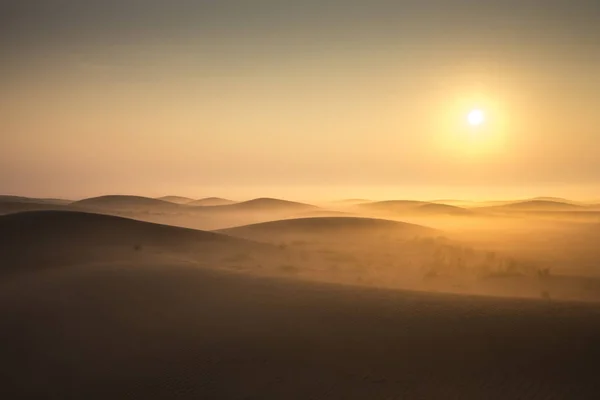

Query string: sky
1 0 599 200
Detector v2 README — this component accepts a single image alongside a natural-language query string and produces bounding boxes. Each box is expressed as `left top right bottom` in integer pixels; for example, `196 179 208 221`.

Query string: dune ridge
0 211 256 274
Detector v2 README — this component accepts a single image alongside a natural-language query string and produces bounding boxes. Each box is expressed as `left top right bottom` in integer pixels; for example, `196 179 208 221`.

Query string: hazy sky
2 1 599 200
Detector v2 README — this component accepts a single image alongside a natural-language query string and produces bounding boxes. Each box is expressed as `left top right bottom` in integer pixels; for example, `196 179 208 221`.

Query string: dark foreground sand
1 263 600 399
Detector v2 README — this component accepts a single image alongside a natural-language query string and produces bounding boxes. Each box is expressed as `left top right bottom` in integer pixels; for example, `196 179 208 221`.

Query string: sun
467 109 485 126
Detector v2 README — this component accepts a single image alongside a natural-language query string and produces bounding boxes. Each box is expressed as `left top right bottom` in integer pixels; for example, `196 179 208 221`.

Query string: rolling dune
1 263 599 399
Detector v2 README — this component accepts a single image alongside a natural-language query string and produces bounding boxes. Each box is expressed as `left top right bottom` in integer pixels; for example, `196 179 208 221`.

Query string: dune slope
0 211 255 274
188 197 236 206
208 197 318 212
73 195 181 212
157 196 195 204
219 216 437 242
0 264 599 399
484 200 584 212
0 195 71 205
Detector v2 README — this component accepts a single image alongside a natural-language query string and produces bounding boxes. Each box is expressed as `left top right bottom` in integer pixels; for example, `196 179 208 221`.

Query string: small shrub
537 268 552 279
541 290 551 300
223 252 252 263
279 264 299 274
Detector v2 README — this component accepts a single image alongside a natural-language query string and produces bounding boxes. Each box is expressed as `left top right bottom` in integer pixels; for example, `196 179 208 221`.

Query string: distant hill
358 200 429 211
413 203 473 216
188 197 236 206
3 246 600 399
529 197 578 204
332 199 371 205
218 216 437 243
0 195 71 205
0 200 70 215
157 196 195 204
72 195 181 212
483 200 584 212
430 199 469 205
204 198 318 212
0 211 257 274
288 210 355 218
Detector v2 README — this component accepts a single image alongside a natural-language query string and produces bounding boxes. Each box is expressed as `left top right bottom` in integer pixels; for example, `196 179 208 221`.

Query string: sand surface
1 262 600 399
2 210 600 398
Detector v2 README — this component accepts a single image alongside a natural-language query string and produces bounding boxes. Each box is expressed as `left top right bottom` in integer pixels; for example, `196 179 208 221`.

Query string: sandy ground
1 262 600 399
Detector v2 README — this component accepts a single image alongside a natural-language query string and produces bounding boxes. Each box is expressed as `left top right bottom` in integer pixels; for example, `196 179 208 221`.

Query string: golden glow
467 109 485 126
429 90 511 159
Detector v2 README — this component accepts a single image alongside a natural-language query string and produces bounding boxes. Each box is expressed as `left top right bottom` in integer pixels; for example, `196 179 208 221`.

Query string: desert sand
2 204 600 398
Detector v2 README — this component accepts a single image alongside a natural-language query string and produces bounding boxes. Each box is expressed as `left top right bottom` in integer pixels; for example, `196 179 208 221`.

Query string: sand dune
288 210 356 218
1 263 599 399
219 216 436 242
430 199 473 206
73 195 182 212
3 202 600 398
0 211 262 274
205 197 317 212
479 200 584 212
414 203 474 216
529 196 579 204
331 198 371 205
0 200 71 215
188 197 237 206
157 196 195 204
359 200 429 210
357 200 473 216
0 195 72 205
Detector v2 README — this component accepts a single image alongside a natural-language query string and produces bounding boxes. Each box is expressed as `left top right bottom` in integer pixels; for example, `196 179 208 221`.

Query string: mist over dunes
357 200 473 216
72 195 182 212
3 194 600 398
0 211 260 274
480 200 585 212
3 0 600 396
331 198 371 205
219 216 437 241
0 195 72 205
188 197 236 206
209 197 317 212
157 196 195 204
3 263 600 399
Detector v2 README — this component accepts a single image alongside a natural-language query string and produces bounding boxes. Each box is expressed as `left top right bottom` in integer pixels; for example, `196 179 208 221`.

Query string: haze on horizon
1 0 599 200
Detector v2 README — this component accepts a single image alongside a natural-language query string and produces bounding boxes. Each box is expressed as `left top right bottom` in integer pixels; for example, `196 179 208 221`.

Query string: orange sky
1 1 599 200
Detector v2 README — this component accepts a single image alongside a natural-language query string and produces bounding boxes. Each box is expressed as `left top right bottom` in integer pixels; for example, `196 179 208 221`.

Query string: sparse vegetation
279 264 300 274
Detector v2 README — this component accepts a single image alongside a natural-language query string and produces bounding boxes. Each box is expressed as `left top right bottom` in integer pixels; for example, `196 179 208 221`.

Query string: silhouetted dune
73 195 181 212
332 198 371 205
482 200 584 212
430 199 471 205
157 196 195 204
0 195 71 205
219 216 437 243
188 197 236 206
0 200 71 215
205 197 318 212
529 197 580 204
414 203 474 216
357 200 431 215
0 211 254 274
360 200 428 209
1 264 600 399
357 200 474 216
289 210 355 218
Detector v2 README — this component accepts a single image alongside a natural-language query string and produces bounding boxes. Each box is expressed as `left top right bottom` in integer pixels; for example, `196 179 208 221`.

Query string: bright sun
467 109 485 126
